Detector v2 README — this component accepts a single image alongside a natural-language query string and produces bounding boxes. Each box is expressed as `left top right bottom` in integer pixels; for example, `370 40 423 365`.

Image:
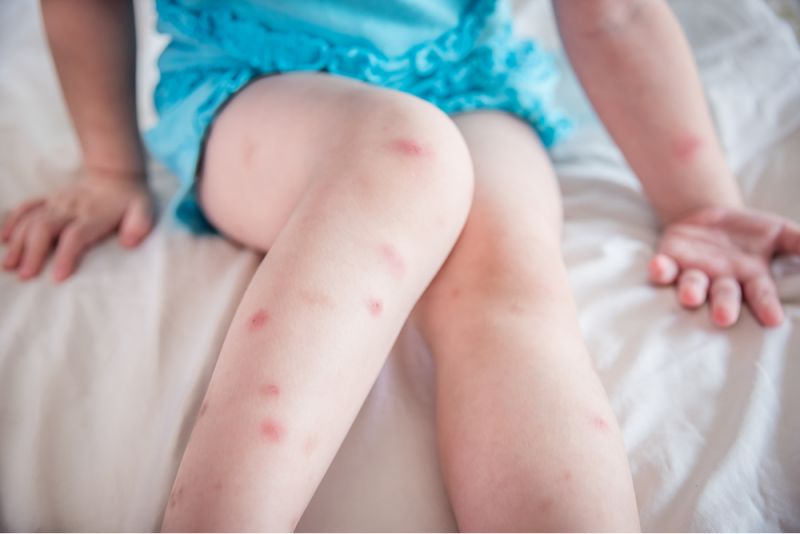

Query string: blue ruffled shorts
144 0 571 234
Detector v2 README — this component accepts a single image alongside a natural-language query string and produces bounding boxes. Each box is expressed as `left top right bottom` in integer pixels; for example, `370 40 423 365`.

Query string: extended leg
412 111 640 532
161 74 474 532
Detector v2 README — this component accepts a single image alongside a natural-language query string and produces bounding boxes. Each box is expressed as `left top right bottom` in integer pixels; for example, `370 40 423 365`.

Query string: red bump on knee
379 242 407 280
590 414 610 432
367 297 384 316
247 308 270 331
389 137 431 158
259 418 285 443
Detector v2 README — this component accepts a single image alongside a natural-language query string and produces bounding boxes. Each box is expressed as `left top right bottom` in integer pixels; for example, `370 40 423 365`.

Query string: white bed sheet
1 0 799 531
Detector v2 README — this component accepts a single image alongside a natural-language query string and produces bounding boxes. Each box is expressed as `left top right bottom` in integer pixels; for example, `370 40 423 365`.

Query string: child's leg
161 73 474 531
411 111 640 531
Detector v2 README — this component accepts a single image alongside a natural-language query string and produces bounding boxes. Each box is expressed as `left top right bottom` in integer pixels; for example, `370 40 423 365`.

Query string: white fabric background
1 0 799 531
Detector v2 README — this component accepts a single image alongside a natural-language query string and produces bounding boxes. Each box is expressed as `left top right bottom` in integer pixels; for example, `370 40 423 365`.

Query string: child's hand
1 170 156 282
649 206 800 328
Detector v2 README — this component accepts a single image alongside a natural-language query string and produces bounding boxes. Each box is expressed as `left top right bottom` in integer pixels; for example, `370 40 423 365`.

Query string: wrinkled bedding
1 0 799 530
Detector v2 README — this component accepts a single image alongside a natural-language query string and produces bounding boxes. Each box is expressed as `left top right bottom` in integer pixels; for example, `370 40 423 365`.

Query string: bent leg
161 73 474 531
412 111 640 532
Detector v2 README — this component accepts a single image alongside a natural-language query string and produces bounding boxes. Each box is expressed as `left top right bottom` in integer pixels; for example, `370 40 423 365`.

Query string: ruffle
155 0 495 81
152 0 571 147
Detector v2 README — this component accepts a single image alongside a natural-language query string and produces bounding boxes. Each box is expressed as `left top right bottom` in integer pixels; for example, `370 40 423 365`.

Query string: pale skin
3 0 800 532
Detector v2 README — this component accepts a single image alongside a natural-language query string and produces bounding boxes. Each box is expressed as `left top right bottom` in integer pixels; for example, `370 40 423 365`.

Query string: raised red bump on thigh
247 308 270 331
259 417 285 443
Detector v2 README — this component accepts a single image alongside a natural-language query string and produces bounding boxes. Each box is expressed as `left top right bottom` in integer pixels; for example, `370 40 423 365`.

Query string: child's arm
554 0 800 328
1 0 154 282
43 0 145 177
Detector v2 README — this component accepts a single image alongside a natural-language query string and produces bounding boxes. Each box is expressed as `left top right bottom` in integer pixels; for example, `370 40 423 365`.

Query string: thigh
439 110 563 287
454 110 562 240
197 72 396 251
411 109 566 327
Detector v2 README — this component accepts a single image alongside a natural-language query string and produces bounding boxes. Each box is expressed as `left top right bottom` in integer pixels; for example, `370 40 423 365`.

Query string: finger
18 216 68 280
1 199 45 243
51 217 116 280
649 253 680 285
743 274 784 327
677 268 710 308
119 196 154 248
709 276 742 328
778 220 800 255
2 219 29 271
52 223 88 282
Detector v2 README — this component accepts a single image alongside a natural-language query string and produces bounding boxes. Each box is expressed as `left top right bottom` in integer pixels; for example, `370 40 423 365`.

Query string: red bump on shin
247 308 270 331
379 243 407 280
367 297 384 316
259 418 285 443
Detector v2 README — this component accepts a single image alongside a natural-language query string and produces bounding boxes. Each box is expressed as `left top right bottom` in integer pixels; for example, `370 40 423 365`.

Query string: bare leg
160 73 474 531
411 111 640 531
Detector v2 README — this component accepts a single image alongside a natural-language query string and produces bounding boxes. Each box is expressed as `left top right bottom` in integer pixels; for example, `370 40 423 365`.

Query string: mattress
0 0 799 530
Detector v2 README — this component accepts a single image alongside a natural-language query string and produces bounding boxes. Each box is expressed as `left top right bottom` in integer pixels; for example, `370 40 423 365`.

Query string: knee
325 89 475 235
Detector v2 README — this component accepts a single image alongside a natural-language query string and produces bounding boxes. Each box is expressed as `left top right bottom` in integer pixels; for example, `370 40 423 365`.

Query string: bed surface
1 0 799 531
